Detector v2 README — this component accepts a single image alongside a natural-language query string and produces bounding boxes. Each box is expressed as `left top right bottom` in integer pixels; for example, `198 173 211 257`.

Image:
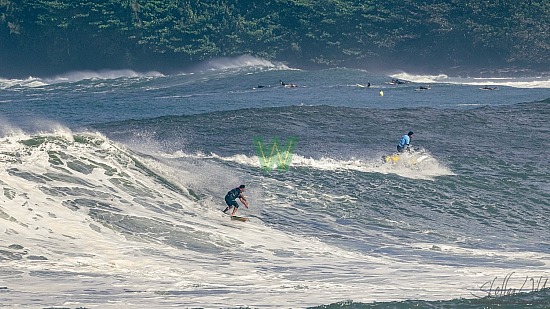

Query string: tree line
1 0 549 76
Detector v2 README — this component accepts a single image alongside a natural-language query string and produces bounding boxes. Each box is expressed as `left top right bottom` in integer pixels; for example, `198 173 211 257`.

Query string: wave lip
44 69 164 83
166 148 454 180
0 69 164 88
0 76 49 89
390 71 550 88
195 55 293 72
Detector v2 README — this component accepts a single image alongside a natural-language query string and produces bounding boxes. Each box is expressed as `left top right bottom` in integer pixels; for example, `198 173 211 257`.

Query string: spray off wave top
166 147 454 180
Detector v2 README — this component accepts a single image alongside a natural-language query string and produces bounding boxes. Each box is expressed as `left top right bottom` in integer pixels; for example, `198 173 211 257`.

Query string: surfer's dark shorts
225 195 239 208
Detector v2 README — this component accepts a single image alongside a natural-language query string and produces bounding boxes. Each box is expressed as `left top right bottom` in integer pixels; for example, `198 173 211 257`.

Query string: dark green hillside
1 0 549 76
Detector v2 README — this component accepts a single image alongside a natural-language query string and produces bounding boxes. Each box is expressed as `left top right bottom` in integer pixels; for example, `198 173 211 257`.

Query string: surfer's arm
240 196 249 208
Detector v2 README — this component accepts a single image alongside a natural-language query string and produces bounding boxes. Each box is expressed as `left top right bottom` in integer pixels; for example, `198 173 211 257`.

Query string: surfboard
231 216 249 222
383 152 431 165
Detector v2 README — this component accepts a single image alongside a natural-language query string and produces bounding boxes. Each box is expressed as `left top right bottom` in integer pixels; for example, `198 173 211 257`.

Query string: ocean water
1 57 550 308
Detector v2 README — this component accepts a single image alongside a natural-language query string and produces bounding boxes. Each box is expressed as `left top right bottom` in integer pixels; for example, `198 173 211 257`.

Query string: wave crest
196 55 293 72
165 148 454 180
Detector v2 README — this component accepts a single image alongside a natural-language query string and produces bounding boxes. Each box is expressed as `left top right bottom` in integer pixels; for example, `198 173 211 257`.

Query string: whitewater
1 56 550 308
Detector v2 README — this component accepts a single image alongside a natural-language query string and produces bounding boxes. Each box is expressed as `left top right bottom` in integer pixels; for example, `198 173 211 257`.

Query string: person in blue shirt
223 185 249 216
397 131 413 153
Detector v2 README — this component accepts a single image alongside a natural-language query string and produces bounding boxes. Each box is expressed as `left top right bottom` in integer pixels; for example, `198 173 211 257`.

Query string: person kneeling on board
223 184 248 216
397 131 414 153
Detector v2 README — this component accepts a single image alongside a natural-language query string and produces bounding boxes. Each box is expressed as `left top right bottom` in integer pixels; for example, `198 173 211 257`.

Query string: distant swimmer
223 185 249 217
397 131 413 153
280 80 297 88
389 78 406 85
480 86 497 90
419 85 430 90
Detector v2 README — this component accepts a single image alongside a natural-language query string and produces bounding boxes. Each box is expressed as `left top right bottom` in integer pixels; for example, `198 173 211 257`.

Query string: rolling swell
95 100 550 256
1 66 549 307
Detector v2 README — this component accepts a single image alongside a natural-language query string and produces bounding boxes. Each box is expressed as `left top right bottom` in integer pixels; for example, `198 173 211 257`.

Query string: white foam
0 76 48 89
164 149 454 180
43 69 164 83
390 72 450 84
193 55 295 72
0 70 164 89
390 72 550 88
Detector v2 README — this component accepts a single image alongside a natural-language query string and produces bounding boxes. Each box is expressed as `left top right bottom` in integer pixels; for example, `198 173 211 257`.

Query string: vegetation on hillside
1 0 549 76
